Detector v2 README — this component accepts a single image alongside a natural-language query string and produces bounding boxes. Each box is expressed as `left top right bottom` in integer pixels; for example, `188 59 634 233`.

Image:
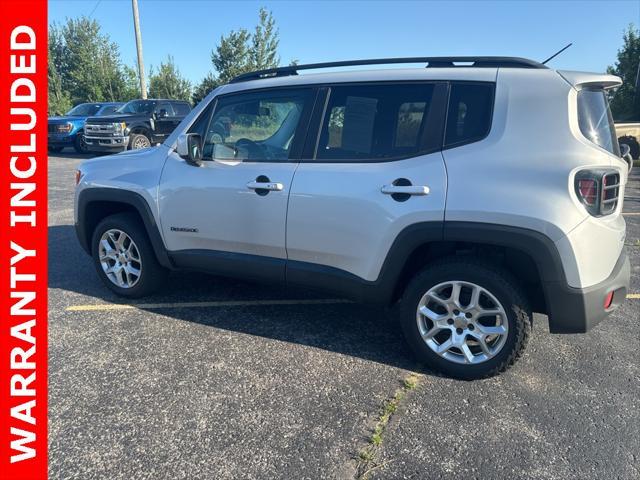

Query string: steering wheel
235 138 267 160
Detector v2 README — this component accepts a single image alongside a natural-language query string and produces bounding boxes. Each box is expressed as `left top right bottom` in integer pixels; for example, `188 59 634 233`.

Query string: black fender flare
75 188 173 268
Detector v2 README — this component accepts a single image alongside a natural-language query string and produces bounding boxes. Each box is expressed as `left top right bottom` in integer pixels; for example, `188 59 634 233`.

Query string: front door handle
247 181 284 191
381 185 430 196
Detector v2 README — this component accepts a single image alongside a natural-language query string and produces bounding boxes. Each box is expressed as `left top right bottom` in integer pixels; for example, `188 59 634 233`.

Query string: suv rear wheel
91 213 168 297
399 258 531 379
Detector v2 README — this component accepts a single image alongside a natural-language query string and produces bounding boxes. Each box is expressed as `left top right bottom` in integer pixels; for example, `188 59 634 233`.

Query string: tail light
574 169 620 216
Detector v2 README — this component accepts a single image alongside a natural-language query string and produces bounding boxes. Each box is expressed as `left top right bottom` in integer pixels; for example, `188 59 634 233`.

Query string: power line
87 0 102 19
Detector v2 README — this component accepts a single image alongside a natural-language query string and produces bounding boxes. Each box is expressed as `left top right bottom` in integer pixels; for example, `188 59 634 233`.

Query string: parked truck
616 122 640 160
84 99 191 153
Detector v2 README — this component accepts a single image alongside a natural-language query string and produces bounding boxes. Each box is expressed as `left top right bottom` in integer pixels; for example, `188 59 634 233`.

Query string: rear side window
444 83 494 148
316 83 436 161
172 102 191 116
577 89 620 156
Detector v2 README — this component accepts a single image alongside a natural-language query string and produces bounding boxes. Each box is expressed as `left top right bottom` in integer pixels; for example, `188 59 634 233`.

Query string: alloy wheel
416 280 509 364
98 229 142 288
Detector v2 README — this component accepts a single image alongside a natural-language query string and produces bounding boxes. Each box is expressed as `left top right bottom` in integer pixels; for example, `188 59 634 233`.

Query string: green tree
192 72 220 105
58 17 128 103
194 7 281 99
608 24 640 121
148 56 192 102
48 26 71 115
121 64 144 101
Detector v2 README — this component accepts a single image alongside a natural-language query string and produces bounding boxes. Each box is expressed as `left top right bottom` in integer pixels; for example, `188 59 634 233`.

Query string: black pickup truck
83 99 191 153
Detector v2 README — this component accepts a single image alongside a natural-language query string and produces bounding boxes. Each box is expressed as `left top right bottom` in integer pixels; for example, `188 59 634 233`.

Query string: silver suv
74 57 630 379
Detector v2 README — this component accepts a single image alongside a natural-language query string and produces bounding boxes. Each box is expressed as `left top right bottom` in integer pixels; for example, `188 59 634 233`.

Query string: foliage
193 7 281 100
47 17 138 113
48 27 72 115
607 25 640 121
148 56 192 102
192 72 220 105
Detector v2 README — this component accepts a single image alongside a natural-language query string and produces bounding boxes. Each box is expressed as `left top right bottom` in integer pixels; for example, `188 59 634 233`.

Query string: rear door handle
381 185 430 196
247 181 284 191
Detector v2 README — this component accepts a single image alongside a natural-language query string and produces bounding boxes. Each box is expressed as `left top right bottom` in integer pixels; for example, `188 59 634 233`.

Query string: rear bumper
545 247 630 333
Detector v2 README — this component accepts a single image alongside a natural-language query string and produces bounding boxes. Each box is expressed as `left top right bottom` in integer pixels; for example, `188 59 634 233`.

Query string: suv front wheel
91 213 167 298
399 258 531 379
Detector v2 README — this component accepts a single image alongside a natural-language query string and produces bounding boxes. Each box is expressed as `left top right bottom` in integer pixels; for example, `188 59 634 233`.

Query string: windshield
97 105 120 116
117 100 156 114
577 89 620 156
65 103 102 117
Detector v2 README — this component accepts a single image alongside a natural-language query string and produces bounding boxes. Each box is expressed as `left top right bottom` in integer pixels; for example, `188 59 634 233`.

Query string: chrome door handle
381 185 430 196
247 181 284 191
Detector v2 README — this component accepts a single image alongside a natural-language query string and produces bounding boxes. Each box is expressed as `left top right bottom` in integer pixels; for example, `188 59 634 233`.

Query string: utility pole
131 0 147 99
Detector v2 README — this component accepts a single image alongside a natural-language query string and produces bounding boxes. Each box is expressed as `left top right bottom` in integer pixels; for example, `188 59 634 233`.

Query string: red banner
0 1 48 479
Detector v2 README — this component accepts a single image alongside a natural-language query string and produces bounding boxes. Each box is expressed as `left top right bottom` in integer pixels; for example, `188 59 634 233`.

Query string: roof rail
230 56 547 83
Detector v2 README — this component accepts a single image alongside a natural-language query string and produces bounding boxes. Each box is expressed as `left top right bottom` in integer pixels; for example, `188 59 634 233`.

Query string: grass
355 372 421 479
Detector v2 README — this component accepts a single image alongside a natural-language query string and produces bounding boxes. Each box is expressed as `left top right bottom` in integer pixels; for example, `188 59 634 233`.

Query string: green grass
356 373 421 479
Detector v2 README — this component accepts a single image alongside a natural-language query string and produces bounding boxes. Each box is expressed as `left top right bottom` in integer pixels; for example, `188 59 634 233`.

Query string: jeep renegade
74 57 630 379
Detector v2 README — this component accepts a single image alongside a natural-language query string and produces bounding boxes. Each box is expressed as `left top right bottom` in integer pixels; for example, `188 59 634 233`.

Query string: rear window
577 89 620 156
445 83 494 147
316 83 436 161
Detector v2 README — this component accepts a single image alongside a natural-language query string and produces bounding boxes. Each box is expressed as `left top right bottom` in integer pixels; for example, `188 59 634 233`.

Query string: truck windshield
117 100 156 114
577 89 620 156
66 103 101 116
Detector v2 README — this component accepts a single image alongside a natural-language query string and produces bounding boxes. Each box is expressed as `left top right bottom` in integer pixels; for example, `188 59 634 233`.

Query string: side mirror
620 143 633 173
176 133 203 166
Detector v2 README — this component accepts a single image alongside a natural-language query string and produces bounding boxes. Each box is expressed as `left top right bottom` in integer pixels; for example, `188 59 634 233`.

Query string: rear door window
172 102 191 116
444 83 494 148
315 83 438 161
577 89 620 156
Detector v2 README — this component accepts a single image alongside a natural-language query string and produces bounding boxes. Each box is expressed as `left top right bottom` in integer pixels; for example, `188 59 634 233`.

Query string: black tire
48 146 64 153
399 257 531 380
73 132 88 153
129 133 151 150
91 213 168 298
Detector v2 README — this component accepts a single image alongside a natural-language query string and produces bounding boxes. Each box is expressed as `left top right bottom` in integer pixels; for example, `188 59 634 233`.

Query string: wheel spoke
449 282 461 304
460 343 475 363
427 292 448 307
478 325 507 336
419 305 446 322
468 285 481 309
435 338 453 353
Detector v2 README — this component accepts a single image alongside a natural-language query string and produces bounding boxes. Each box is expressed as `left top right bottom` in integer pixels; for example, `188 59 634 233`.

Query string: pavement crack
354 371 421 479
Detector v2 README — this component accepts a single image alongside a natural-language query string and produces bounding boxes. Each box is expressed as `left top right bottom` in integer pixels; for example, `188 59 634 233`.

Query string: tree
194 7 281 99
48 26 71 115
192 72 220 105
121 65 144 101
607 24 640 121
47 17 129 109
148 56 192 102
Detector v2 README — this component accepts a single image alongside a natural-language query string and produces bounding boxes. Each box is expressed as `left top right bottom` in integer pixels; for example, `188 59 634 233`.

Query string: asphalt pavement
48 151 639 480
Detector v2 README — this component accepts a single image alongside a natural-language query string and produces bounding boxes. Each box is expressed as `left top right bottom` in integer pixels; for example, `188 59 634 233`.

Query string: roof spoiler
557 70 622 90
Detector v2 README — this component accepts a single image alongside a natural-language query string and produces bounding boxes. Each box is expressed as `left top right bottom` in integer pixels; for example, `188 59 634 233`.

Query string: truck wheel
91 213 168 298
399 258 531 380
129 133 151 150
73 133 88 153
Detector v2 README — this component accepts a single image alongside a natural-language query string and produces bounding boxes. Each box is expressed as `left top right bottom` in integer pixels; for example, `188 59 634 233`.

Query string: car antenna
542 43 573 65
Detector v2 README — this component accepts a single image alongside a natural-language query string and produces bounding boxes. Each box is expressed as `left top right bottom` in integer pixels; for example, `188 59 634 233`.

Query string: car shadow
49 224 418 371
